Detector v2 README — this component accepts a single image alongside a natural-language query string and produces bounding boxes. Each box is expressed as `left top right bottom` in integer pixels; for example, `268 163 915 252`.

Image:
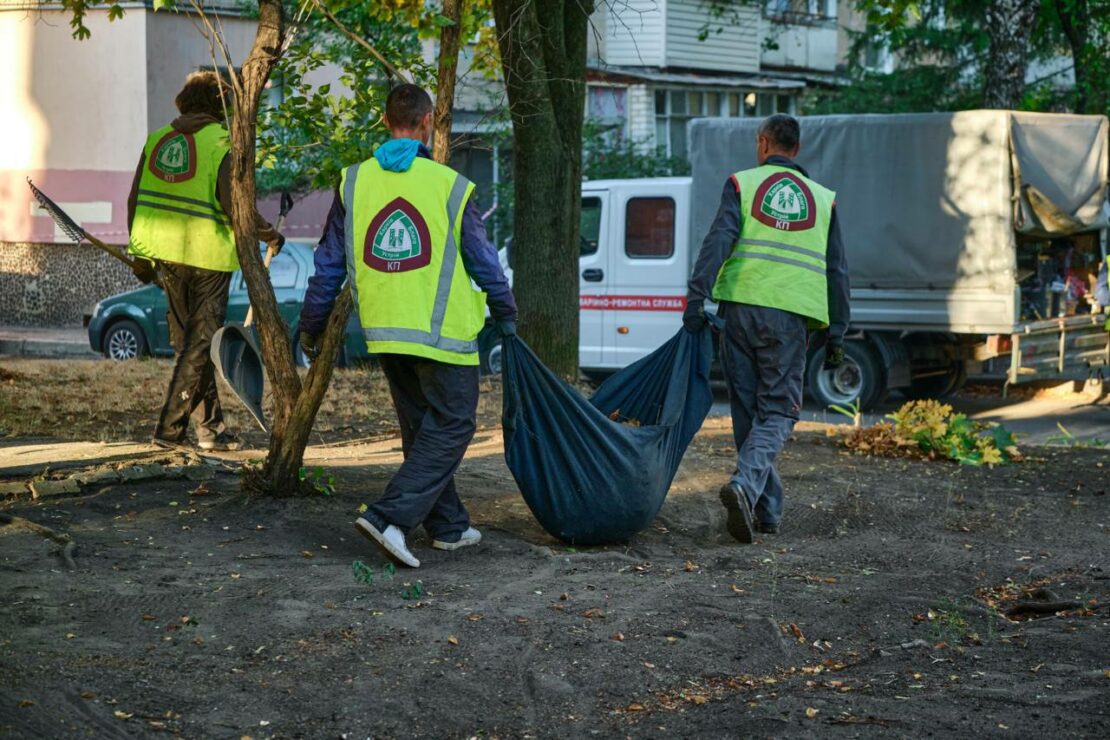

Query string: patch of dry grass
0 358 503 445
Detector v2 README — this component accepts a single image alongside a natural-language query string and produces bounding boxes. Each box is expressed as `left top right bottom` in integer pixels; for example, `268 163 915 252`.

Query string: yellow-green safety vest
341 155 487 365
129 122 238 272
712 164 835 328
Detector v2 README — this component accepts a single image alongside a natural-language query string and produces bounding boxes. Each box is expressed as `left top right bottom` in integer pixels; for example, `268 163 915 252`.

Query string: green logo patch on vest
148 131 197 183
364 197 432 273
751 172 817 231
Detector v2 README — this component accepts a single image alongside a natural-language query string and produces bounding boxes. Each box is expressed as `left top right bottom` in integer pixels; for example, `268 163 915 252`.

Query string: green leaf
152 0 174 11
298 467 307 481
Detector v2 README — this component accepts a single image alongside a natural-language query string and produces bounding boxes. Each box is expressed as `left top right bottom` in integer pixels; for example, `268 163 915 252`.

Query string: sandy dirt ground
1 401 1108 738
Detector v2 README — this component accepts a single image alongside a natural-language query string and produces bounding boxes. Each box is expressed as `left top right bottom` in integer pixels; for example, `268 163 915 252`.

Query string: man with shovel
298 84 517 568
127 71 284 451
683 114 850 542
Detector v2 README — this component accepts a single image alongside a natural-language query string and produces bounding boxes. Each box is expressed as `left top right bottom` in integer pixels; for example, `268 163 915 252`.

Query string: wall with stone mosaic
0 242 143 326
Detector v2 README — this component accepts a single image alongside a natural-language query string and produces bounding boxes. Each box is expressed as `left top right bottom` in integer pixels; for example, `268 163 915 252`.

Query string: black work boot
719 482 755 544
756 521 780 535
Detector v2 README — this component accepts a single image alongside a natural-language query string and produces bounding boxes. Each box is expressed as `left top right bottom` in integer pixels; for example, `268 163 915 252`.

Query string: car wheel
103 320 147 361
481 342 503 376
807 339 884 411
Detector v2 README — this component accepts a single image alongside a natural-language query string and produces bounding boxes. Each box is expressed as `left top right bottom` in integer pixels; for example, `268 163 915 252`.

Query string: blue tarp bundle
501 326 715 544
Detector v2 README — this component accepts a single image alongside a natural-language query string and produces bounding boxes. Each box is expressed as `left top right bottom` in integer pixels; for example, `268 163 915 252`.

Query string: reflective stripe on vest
341 156 485 364
712 165 835 328
128 122 237 272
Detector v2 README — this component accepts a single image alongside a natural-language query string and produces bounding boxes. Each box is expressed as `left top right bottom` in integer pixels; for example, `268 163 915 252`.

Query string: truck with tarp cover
684 110 1109 408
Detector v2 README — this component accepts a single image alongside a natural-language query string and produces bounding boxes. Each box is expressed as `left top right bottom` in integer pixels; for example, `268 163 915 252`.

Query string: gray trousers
719 302 807 526
369 354 477 540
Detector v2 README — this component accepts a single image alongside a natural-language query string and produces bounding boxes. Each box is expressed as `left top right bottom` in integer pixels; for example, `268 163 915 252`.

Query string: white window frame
653 87 797 157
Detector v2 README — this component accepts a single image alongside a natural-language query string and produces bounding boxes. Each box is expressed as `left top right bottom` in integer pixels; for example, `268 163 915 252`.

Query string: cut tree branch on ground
0 513 77 569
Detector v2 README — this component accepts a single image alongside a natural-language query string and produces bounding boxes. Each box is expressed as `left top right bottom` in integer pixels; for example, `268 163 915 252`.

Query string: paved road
711 386 1110 446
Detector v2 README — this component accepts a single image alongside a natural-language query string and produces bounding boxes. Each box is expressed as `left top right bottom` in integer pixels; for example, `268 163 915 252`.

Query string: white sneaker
432 527 482 551
355 517 420 568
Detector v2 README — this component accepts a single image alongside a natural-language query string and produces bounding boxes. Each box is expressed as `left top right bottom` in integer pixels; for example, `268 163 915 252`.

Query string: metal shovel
210 193 293 432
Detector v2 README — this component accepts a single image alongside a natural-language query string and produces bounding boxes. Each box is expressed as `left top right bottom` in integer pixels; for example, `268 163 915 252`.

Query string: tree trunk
433 0 464 165
983 0 1040 108
1054 0 1100 113
227 0 353 496
492 0 594 378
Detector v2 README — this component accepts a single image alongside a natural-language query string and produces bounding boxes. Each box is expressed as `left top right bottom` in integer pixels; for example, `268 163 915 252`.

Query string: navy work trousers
368 354 478 540
719 301 807 527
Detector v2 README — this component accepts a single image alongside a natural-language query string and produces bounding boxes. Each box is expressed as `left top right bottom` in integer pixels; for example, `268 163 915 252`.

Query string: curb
0 338 98 359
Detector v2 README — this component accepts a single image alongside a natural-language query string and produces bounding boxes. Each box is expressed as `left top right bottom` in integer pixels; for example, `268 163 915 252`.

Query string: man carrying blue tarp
683 114 850 542
298 84 517 568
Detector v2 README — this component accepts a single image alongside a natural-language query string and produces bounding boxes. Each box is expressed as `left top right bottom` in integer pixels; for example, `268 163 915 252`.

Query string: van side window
581 197 602 256
625 197 675 259
269 253 299 289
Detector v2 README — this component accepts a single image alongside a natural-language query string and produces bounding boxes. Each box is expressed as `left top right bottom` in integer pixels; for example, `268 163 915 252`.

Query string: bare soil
1 359 1108 738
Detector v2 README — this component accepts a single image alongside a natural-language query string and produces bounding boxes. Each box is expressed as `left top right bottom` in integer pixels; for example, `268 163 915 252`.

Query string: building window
764 0 837 24
653 88 796 158
862 41 893 73
625 197 675 259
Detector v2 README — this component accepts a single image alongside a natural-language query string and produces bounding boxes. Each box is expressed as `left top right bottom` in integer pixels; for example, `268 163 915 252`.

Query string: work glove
682 299 707 333
267 233 286 257
299 331 320 361
823 343 845 370
495 319 517 338
132 258 157 285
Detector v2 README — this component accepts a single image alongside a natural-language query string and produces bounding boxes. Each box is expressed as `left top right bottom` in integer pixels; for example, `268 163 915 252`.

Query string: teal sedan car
85 242 367 367
86 241 503 372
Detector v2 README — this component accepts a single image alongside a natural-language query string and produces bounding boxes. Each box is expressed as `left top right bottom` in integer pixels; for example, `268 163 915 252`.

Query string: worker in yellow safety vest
126 71 284 452
684 114 851 542
298 84 518 568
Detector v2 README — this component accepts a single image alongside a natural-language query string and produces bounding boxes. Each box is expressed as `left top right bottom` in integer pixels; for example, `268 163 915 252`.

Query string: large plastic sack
501 325 714 544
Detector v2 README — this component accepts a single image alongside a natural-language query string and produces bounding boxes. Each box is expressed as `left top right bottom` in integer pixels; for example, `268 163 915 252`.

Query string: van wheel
103 320 147 361
807 340 884 412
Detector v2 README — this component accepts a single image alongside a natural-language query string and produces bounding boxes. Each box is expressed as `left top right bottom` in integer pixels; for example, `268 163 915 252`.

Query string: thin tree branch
309 0 413 84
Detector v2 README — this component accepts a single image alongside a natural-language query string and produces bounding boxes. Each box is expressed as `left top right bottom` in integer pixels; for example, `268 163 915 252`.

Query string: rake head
27 178 88 244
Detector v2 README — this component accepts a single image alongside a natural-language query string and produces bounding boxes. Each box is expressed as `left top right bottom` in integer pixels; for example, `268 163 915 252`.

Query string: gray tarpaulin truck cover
688 111 1108 294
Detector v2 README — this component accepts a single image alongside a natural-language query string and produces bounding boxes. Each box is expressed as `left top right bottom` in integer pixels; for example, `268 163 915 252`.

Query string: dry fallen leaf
690 695 708 705
113 711 133 720
65 633 75 640
447 635 459 646
357 503 368 514
684 560 698 572
18 700 34 708
789 623 806 643
805 707 818 719
626 703 646 712
301 550 314 558
611 632 625 642
142 614 156 621
80 691 95 700
730 584 744 594
230 573 241 579
514 616 529 625
467 613 483 622
582 608 604 619
559 592 570 601
642 662 655 669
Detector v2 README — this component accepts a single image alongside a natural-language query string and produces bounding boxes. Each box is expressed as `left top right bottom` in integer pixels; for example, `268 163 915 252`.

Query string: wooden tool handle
243 244 276 328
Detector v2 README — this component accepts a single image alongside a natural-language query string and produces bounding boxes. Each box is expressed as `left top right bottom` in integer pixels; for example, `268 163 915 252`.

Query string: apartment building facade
586 0 864 159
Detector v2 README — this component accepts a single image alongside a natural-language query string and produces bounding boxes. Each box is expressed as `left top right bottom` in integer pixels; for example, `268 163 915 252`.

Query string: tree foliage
808 0 1110 116
257 1 495 194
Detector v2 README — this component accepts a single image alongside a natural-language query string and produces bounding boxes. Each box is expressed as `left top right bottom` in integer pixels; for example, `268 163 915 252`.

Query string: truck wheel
807 340 884 412
905 362 967 399
103 320 147 361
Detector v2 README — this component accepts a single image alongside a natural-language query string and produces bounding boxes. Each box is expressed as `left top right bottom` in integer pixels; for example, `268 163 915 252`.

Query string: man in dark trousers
298 84 517 568
684 114 850 542
127 71 283 451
